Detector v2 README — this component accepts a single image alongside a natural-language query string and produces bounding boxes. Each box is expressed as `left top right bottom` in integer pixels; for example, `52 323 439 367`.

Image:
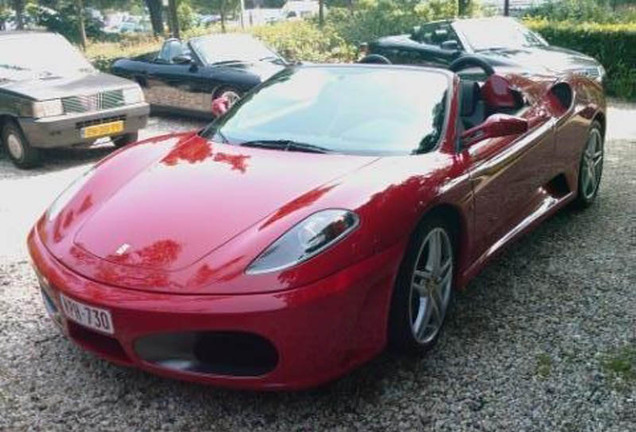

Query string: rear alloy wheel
389 216 455 353
574 122 604 208
2 121 40 169
112 132 139 148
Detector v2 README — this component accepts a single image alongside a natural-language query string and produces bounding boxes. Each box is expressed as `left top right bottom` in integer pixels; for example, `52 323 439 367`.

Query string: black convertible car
112 34 288 118
364 17 605 82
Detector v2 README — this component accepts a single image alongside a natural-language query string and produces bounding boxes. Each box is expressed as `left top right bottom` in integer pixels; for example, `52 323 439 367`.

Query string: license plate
81 121 124 139
60 294 114 335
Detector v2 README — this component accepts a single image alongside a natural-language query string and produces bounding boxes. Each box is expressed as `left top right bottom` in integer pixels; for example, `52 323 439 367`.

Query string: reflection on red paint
163 139 213 166
260 185 335 228
108 239 183 267
213 152 250 173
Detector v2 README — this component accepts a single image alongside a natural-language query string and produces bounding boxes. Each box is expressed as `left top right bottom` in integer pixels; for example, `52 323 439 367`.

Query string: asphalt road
0 105 634 431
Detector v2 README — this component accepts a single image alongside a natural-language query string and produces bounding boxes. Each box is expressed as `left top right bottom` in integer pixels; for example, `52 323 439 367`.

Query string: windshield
0 33 94 77
191 35 282 65
454 18 547 51
203 66 449 156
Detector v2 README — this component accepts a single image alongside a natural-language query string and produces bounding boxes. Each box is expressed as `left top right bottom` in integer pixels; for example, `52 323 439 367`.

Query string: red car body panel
28 66 606 390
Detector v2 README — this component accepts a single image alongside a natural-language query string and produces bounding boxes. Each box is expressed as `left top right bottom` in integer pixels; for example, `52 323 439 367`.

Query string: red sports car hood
42 133 379 290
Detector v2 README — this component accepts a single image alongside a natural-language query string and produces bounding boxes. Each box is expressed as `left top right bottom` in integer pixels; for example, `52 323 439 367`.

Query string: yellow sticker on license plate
81 121 124 139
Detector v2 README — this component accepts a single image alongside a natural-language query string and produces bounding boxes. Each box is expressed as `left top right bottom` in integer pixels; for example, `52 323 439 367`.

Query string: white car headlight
46 167 96 221
123 86 145 105
32 99 63 118
246 209 359 275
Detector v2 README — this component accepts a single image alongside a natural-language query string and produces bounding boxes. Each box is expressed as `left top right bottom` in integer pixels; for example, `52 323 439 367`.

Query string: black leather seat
460 81 486 130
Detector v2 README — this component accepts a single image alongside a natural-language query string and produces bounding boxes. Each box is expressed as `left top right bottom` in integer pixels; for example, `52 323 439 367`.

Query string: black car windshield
454 18 547 51
190 34 282 65
203 66 449 156
0 33 94 77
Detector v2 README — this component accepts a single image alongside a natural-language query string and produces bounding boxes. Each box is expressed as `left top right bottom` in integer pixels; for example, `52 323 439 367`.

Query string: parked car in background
0 32 149 168
28 60 606 389
112 33 288 118
365 17 605 82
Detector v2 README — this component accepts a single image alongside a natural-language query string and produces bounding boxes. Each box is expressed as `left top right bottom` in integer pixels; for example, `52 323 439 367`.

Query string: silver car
0 32 150 168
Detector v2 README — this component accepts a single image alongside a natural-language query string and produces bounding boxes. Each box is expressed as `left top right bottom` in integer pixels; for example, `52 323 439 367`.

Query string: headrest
481 75 520 110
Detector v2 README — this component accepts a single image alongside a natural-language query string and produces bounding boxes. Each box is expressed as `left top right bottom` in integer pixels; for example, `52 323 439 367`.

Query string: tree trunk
504 0 510 16
458 0 471 16
168 0 180 39
318 0 324 27
220 7 226 33
12 0 24 30
145 0 164 36
75 0 87 50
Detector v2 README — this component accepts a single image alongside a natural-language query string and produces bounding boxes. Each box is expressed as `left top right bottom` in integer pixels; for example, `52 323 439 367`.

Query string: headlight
123 86 145 104
32 99 63 118
46 167 96 221
246 209 360 275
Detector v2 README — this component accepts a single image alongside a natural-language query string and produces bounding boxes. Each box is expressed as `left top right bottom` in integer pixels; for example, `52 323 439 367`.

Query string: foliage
253 19 356 62
27 2 106 44
177 0 196 31
323 1 458 46
524 0 636 23
525 18 636 98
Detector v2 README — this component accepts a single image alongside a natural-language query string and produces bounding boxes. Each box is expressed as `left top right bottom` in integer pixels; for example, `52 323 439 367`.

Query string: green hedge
525 19 636 99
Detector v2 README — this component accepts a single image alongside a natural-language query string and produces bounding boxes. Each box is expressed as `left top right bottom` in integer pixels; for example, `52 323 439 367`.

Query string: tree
207 0 240 33
168 0 179 38
75 0 87 49
318 0 324 27
12 0 24 29
458 0 470 16
504 0 509 16
145 0 165 36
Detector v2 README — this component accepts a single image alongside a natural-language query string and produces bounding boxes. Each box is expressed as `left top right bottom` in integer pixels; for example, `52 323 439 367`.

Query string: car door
145 41 218 115
465 106 556 265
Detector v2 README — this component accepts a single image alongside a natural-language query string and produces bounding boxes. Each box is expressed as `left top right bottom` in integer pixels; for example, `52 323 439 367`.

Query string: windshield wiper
239 139 330 154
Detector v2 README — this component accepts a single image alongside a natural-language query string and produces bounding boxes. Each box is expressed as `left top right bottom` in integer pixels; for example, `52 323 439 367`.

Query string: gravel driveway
0 105 634 431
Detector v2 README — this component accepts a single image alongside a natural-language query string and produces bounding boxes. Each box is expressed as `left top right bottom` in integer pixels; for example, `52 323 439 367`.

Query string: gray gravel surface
0 106 634 431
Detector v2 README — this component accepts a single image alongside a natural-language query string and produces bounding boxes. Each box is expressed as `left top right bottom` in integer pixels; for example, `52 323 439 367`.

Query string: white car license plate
60 294 114 335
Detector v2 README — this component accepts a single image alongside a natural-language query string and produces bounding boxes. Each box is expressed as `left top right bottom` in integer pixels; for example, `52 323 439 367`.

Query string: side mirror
441 40 460 51
462 114 528 147
172 54 193 65
211 96 230 117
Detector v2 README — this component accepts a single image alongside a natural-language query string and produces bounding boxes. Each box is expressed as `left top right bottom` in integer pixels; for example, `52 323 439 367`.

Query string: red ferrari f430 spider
28 59 606 390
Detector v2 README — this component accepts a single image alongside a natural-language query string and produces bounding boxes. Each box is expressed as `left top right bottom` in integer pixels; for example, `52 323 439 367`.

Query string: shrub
525 18 636 99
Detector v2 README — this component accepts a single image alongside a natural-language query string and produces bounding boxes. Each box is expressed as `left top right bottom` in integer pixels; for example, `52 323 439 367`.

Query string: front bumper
18 103 150 149
27 227 403 390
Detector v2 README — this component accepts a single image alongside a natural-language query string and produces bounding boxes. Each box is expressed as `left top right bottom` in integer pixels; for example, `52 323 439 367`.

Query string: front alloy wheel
409 228 454 344
389 215 455 353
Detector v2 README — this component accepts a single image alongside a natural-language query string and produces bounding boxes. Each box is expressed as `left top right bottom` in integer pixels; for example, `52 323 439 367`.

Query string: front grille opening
68 322 132 365
135 331 279 377
76 115 126 130
63 90 124 114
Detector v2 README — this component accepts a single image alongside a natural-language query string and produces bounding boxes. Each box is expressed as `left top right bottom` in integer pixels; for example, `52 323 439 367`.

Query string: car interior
156 39 191 64
459 76 526 130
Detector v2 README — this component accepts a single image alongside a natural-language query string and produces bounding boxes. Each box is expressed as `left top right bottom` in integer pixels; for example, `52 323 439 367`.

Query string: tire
573 121 604 209
2 120 40 169
214 87 242 108
388 214 456 354
112 132 139 148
